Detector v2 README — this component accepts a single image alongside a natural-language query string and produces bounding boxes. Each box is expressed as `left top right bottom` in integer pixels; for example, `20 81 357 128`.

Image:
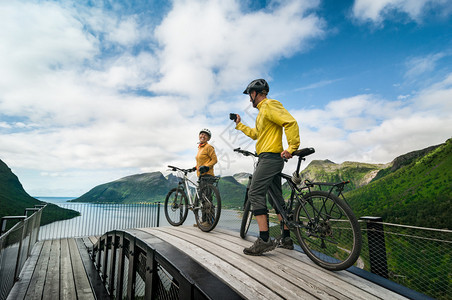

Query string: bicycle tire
294 190 362 271
164 188 189 226
240 199 253 239
194 183 221 232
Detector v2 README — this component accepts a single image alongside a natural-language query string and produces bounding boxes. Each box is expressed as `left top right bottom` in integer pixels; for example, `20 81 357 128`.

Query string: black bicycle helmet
243 79 269 94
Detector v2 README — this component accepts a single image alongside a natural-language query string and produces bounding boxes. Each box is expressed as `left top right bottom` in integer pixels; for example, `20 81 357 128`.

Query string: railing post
14 218 27 281
108 232 118 296
25 208 39 256
145 247 157 299
34 205 45 241
156 202 160 227
101 235 110 284
361 216 389 279
115 232 125 299
127 236 137 299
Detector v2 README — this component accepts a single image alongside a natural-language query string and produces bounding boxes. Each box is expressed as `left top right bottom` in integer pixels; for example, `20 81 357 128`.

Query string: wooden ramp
127 226 408 300
7 237 105 300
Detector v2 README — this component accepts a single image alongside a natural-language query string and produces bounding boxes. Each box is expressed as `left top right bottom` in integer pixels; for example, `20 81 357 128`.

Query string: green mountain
233 172 251 186
346 139 452 229
71 171 247 208
217 176 246 209
72 172 172 203
298 159 388 191
0 159 79 228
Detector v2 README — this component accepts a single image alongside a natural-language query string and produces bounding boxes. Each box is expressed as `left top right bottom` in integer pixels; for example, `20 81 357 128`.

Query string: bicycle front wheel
240 199 253 239
164 188 189 226
194 183 221 232
294 191 362 271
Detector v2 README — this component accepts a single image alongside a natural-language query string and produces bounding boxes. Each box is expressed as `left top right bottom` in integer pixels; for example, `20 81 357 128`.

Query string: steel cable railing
0 205 45 300
38 203 161 240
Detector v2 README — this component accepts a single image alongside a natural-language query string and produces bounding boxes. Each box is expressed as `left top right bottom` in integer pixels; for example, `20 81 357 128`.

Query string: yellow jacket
236 98 300 155
196 143 217 176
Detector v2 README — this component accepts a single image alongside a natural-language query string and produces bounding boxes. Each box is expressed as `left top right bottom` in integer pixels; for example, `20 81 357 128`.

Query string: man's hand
235 114 241 124
281 150 293 159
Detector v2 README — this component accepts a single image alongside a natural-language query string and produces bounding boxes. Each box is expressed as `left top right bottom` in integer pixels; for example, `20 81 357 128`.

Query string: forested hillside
217 176 246 209
346 139 451 229
298 160 388 191
0 159 78 227
72 172 173 203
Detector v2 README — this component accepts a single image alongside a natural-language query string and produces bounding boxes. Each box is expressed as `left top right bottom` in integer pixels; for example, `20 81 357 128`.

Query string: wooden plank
142 227 409 300
88 236 98 246
42 239 60 299
211 228 385 300
25 239 52 299
7 241 44 300
155 227 344 299
68 238 95 300
203 227 407 300
137 227 317 300
60 238 77 300
74 238 110 299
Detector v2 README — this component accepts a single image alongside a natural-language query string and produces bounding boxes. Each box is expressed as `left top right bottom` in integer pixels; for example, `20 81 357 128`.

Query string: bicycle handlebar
233 147 257 157
234 147 315 159
167 165 196 173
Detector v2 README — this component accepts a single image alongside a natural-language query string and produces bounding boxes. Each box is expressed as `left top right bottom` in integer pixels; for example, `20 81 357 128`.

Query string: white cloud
0 0 327 196
290 74 452 164
405 53 446 78
352 0 450 23
151 0 325 99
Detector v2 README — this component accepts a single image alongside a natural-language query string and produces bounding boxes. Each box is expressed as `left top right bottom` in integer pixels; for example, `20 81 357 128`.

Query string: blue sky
0 0 451 196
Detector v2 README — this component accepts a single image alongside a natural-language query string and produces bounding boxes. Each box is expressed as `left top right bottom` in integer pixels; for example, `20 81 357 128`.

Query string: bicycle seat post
295 156 304 174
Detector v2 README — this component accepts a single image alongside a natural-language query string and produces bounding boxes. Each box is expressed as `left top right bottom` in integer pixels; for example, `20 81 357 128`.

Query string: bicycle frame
175 171 201 208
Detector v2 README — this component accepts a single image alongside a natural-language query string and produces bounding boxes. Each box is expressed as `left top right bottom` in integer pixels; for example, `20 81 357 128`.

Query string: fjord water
36 197 247 239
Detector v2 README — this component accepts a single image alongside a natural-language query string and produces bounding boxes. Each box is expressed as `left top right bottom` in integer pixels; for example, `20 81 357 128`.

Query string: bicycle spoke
294 191 362 271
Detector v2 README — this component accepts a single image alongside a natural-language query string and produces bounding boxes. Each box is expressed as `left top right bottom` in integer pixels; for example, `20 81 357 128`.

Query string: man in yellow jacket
234 79 300 255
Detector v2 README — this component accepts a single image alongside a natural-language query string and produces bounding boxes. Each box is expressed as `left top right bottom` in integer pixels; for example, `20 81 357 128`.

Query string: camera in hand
229 113 237 121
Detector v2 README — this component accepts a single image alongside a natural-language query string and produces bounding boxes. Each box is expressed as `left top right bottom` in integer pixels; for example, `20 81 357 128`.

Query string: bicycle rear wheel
294 191 362 271
164 188 189 226
240 199 253 239
194 183 221 232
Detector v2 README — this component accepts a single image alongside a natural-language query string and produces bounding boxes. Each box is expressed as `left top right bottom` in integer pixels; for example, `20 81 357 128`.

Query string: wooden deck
7 226 410 299
128 226 409 300
7 237 104 300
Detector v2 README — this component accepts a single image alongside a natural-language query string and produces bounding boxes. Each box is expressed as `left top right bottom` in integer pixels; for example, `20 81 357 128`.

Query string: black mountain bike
235 147 362 271
165 166 221 232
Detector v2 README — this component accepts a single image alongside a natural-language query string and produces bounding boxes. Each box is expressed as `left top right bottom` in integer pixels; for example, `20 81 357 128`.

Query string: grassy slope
0 159 79 226
346 139 452 229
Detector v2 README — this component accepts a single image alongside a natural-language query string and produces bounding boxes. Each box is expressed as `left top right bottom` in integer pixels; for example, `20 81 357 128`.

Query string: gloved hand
191 167 197 172
199 166 209 174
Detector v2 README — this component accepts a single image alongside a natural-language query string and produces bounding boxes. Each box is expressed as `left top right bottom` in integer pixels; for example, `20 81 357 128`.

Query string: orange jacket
196 143 217 176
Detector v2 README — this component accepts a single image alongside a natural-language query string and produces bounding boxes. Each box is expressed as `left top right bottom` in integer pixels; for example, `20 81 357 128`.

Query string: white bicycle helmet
199 128 212 139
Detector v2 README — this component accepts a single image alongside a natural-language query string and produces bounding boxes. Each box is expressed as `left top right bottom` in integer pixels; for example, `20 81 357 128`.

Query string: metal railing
39 203 161 240
0 205 45 300
91 230 240 299
246 210 450 300
358 218 451 300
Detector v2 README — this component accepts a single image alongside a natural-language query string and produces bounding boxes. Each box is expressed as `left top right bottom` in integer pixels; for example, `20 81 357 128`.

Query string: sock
260 231 269 242
283 229 291 239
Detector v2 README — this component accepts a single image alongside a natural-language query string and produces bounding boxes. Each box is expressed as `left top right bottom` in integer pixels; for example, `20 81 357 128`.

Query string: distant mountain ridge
73 172 173 203
69 139 451 228
298 160 389 192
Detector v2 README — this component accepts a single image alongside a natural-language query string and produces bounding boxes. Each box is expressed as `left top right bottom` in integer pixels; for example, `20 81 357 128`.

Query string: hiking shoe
243 238 276 256
278 237 294 250
194 221 210 228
